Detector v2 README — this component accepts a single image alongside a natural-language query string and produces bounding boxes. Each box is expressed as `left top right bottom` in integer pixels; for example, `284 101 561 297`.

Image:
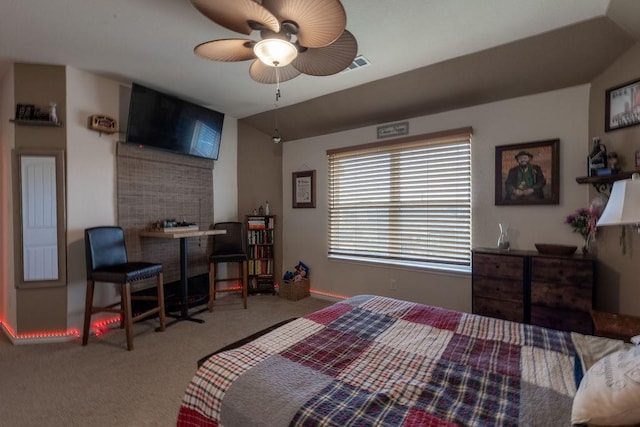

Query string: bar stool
208 222 248 310
83 226 166 351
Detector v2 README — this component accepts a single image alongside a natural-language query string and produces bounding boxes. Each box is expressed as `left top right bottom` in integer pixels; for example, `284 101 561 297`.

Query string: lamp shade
254 39 298 67
597 173 640 226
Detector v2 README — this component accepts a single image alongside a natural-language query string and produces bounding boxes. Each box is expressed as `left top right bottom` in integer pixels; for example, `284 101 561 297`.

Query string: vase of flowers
565 204 602 255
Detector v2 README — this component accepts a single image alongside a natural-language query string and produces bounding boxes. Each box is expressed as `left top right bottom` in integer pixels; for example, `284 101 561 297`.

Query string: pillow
571 345 640 426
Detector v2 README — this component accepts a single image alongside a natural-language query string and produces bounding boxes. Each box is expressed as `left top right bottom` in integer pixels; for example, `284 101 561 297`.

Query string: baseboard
1 322 78 345
309 291 347 303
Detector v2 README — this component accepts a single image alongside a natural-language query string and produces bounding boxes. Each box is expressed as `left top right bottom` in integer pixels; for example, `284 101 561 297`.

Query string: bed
177 295 639 426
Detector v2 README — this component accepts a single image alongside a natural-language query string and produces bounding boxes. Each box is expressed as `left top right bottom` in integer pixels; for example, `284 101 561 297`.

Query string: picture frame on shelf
605 78 640 132
15 104 34 120
495 139 559 206
292 170 316 208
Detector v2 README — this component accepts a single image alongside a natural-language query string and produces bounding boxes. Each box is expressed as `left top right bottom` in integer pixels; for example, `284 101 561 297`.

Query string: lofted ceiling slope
240 17 635 142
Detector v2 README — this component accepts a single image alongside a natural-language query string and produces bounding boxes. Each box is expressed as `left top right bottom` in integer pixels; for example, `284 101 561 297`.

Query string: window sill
328 254 471 276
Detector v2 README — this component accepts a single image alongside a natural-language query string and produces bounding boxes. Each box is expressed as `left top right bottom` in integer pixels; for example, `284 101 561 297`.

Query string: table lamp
596 172 640 232
594 172 640 345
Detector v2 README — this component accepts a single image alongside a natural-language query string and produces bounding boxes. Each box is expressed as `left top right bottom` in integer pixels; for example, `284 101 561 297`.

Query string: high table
140 228 225 326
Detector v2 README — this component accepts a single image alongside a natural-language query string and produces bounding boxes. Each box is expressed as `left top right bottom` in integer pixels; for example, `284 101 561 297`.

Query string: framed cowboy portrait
495 139 559 206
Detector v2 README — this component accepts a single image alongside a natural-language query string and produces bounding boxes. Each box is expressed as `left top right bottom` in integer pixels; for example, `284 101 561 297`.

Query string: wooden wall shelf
575 171 635 193
10 119 63 127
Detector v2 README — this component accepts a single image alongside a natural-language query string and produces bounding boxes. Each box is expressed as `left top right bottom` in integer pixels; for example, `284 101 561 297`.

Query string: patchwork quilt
177 295 586 426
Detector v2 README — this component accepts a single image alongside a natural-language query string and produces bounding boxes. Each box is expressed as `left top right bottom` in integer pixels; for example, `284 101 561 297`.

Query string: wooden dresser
472 250 526 324
472 248 596 334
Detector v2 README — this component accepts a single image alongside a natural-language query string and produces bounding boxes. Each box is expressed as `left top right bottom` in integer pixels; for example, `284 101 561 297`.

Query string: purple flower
565 207 600 240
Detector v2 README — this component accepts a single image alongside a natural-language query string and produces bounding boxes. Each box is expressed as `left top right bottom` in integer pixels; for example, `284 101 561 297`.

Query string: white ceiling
0 0 634 119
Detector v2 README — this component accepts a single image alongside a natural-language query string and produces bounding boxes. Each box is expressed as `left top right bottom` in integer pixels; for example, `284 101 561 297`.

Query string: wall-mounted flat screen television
125 83 224 160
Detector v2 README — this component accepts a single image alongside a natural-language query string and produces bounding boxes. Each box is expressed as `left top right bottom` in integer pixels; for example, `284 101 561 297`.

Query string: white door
21 155 58 281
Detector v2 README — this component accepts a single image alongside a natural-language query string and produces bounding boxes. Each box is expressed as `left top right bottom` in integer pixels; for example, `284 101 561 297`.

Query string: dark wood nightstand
591 310 640 343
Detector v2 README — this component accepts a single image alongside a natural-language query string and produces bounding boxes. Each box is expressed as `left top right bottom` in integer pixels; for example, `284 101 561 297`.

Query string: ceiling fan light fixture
254 39 298 67
192 0 355 82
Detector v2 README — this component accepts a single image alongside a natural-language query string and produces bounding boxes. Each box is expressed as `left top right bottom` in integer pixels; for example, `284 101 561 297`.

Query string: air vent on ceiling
342 55 370 72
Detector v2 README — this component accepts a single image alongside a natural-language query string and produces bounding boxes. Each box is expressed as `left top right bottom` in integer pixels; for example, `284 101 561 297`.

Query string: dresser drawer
473 253 524 280
531 257 593 285
473 277 523 301
530 280 592 311
474 296 524 323
531 304 593 334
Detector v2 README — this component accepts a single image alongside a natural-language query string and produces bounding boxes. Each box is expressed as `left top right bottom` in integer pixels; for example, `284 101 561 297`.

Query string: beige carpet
0 295 333 427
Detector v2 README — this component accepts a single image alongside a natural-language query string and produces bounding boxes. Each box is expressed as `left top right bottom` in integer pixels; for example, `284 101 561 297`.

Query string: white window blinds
327 127 472 267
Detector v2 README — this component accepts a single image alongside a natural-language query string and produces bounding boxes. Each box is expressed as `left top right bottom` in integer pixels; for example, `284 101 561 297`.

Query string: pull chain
275 67 281 102
274 102 278 129
272 67 283 143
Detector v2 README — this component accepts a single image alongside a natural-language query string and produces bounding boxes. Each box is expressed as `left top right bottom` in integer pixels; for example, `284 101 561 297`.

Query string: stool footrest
214 276 243 282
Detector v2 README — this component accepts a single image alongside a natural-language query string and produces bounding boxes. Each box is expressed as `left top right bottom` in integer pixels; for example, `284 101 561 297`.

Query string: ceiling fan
191 0 358 84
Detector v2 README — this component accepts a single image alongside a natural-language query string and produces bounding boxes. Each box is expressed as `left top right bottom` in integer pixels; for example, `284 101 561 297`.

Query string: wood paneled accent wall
116 142 214 285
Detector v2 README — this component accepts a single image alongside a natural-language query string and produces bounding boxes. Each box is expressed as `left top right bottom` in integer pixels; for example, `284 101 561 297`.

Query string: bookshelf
246 215 275 294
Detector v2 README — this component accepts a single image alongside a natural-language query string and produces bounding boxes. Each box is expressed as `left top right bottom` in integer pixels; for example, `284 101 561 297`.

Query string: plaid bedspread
178 295 583 426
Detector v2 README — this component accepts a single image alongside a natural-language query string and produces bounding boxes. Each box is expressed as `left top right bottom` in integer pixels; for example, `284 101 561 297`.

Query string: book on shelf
248 229 274 245
249 245 273 259
256 279 274 292
246 215 274 230
247 259 273 276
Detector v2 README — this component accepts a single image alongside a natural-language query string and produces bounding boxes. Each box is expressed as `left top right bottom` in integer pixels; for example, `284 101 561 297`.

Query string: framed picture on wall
292 170 316 208
495 139 559 205
605 78 640 132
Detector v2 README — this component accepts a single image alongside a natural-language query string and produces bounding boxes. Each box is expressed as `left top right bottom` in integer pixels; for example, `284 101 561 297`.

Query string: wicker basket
280 278 310 301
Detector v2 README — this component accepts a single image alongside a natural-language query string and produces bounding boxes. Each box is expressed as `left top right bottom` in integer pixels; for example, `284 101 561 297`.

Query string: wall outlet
390 279 397 291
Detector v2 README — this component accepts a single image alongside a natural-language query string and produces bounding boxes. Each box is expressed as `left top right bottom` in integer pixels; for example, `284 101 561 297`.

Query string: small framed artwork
605 78 640 132
15 104 34 120
495 139 559 205
292 170 316 208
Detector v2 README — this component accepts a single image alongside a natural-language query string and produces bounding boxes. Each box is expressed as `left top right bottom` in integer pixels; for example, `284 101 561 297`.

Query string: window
189 120 218 158
327 127 472 269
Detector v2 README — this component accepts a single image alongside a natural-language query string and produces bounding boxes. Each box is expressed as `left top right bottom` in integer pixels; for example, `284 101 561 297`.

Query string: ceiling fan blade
191 0 279 35
292 30 357 76
195 39 256 62
262 0 346 48
249 60 301 84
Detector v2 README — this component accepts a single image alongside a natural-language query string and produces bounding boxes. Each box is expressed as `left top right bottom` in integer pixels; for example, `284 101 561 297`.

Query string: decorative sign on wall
376 121 409 139
88 114 118 134
292 170 316 208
